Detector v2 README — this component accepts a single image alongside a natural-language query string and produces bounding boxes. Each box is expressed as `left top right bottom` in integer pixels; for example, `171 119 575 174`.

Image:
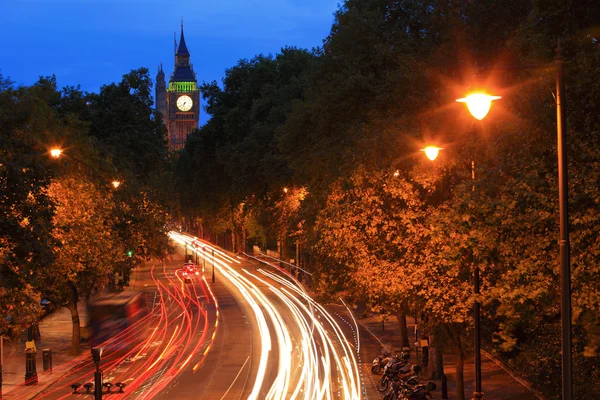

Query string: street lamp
111 180 121 189
456 40 571 400
212 249 215 283
50 148 63 158
91 347 103 400
455 93 501 121
420 146 443 161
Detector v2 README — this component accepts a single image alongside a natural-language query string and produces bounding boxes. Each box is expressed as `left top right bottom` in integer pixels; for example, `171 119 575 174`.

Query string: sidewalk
1 303 90 399
351 312 540 399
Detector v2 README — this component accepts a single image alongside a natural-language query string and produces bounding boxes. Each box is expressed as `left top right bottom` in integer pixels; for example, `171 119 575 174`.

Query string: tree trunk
282 239 291 266
427 334 445 380
277 239 283 268
241 226 247 253
454 336 465 400
231 230 236 252
66 284 81 355
395 312 410 350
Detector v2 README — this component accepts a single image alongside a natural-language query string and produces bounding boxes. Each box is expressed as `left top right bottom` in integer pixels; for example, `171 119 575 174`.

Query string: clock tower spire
163 21 200 151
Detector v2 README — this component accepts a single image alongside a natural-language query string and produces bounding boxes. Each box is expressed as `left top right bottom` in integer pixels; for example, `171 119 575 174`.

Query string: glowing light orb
50 148 62 158
421 146 443 161
456 92 501 120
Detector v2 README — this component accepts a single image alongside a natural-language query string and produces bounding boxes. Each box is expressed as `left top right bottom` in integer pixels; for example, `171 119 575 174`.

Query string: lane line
218 356 251 400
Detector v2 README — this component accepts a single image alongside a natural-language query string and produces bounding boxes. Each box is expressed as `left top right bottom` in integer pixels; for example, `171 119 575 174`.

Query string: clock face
177 95 193 111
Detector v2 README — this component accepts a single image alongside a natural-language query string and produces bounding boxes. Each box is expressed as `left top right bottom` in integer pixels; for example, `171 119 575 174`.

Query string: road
21 256 217 400
168 231 363 400
11 232 362 399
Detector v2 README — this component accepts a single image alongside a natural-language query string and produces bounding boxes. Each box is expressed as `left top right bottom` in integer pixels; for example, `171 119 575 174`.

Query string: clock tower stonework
156 23 200 151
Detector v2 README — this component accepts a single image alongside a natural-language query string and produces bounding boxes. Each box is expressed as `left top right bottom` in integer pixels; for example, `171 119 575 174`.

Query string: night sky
1 0 338 95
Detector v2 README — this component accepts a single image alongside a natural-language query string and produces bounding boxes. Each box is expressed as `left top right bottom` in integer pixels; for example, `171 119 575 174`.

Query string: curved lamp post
456 40 571 400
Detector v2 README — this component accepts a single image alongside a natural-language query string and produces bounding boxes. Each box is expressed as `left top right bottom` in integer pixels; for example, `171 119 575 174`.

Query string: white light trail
169 231 362 400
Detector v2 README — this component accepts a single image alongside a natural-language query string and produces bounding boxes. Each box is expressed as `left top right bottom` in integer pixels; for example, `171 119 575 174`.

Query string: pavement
330 309 542 400
0 302 90 399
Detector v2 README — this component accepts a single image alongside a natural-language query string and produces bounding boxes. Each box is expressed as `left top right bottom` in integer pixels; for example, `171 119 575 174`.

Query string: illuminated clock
176 95 193 111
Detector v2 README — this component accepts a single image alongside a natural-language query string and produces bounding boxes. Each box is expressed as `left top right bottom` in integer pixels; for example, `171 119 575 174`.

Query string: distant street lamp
420 146 443 161
50 148 63 158
456 40 571 400
111 181 121 189
212 249 215 283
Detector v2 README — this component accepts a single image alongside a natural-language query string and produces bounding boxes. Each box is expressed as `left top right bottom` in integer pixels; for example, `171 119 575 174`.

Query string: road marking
219 355 251 400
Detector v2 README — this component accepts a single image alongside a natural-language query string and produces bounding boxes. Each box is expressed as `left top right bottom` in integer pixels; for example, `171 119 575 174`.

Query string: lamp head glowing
456 92 501 120
283 187 288 194
112 180 121 189
421 146 443 161
50 148 62 158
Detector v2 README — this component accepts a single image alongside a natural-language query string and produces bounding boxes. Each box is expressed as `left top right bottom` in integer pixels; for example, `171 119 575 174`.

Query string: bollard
441 373 448 399
42 349 52 373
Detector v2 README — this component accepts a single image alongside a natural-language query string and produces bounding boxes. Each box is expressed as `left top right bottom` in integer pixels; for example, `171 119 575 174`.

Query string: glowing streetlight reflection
421 146 443 161
456 92 501 120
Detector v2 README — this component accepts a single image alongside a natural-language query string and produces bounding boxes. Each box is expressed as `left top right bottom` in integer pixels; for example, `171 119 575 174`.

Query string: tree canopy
0 69 171 353
171 1 600 397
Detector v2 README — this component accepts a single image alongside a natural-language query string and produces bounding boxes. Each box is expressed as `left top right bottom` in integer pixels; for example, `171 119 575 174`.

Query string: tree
0 78 60 337
168 1 600 397
86 68 169 185
69 68 172 267
42 176 126 354
174 48 316 249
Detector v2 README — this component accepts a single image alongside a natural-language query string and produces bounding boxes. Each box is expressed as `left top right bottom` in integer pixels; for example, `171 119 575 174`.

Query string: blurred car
182 263 199 283
89 291 147 347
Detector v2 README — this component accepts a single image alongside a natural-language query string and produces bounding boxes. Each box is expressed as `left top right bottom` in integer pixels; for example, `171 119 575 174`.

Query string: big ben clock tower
157 23 200 151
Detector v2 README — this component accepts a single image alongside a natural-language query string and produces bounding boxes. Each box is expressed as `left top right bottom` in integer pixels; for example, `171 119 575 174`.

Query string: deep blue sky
1 0 339 95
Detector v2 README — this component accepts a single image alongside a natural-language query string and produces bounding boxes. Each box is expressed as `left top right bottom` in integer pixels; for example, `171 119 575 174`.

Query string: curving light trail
170 231 362 400
20 258 219 400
